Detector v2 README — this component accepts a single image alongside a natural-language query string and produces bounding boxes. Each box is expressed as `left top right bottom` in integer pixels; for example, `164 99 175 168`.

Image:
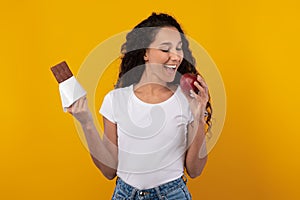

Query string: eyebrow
159 41 182 46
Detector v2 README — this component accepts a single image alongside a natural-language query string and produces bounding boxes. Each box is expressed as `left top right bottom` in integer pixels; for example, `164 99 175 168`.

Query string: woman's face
144 26 183 83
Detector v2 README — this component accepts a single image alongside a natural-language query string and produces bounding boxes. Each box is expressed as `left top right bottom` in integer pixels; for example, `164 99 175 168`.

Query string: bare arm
67 97 118 180
185 119 207 178
184 75 209 178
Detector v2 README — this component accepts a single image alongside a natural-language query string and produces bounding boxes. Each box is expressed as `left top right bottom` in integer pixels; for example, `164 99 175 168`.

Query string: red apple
180 73 199 97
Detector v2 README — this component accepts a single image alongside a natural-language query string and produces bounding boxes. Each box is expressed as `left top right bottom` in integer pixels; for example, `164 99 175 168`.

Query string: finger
197 75 208 91
66 106 73 114
72 98 80 112
77 96 84 109
197 74 202 82
193 82 209 103
193 81 201 90
195 80 208 97
83 96 88 109
79 98 86 111
189 89 198 99
193 81 205 95
81 96 88 109
185 90 194 102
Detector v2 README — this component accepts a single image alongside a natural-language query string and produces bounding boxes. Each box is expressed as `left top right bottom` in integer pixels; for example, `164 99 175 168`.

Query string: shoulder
105 85 133 99
112 85 132 94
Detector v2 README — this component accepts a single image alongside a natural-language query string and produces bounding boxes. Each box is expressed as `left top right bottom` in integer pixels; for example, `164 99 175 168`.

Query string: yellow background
1 0 299 199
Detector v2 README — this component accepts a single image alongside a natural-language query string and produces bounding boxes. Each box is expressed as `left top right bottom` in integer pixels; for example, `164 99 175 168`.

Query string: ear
144 50 149 62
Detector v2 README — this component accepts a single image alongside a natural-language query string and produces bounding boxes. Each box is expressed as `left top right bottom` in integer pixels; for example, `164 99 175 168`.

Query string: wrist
81 119 94 130
193 108 207 121
193 114 206 124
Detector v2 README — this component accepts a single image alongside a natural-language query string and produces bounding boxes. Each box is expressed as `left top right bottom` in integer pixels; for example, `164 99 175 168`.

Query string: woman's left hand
187 75 209 121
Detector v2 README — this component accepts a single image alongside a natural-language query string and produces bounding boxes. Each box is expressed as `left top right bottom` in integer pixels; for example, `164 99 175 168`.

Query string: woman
68 12 212 200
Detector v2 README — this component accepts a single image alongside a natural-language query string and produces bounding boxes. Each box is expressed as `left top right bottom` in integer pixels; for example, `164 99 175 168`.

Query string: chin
165 77 176 84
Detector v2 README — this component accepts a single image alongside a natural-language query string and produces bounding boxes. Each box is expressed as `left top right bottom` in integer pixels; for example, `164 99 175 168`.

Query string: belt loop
155 187 164 200
130 188 137 199
182 174 188 184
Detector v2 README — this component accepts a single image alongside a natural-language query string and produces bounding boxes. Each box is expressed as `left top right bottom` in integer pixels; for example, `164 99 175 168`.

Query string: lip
163 64 177 76
164 64 178 69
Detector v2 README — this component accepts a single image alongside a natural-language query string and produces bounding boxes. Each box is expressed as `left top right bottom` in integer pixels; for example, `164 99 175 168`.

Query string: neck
137 69 168 90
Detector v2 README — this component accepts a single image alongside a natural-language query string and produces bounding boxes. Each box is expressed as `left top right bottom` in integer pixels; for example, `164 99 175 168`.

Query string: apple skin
180 73 199 96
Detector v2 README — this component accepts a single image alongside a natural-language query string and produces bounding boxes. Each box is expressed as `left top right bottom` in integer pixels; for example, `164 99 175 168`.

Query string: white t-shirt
100 84 193 189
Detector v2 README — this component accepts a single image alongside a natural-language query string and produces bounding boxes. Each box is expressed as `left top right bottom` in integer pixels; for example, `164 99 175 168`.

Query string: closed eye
160 49 170 52
160 48 182 52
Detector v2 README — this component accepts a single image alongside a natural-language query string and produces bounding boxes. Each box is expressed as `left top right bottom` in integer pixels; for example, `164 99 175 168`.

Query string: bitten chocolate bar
50 61 73 83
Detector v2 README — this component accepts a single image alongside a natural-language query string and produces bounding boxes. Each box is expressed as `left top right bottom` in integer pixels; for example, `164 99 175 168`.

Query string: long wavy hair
116 12 212 132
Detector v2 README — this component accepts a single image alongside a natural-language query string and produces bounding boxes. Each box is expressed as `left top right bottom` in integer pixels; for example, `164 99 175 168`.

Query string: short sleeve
178 86 194 124
99 92 116 123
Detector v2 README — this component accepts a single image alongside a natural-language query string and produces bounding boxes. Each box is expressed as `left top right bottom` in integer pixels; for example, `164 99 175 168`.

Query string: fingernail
189 90 195 98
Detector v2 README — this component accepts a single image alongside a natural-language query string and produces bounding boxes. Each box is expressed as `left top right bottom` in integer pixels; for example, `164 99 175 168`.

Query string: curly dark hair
116 12 212 132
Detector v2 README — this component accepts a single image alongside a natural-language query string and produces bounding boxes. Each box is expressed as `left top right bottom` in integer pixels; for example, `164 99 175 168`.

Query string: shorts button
139 191 145 196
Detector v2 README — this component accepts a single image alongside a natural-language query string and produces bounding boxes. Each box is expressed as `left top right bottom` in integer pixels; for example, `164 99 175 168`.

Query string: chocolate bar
51 61 87 111
50 61 73 83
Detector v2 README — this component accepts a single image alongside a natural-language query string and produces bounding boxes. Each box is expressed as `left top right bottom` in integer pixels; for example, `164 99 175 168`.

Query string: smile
164 64 177 69
163 64 177 75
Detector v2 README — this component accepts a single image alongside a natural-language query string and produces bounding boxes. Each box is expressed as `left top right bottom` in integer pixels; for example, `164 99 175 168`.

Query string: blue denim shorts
112 176 192 200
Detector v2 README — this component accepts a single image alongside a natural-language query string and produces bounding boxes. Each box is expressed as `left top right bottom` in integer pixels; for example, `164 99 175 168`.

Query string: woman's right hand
67 96 93 125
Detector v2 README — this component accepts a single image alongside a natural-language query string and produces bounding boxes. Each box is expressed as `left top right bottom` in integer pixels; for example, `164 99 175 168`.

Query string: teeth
164 65 176 69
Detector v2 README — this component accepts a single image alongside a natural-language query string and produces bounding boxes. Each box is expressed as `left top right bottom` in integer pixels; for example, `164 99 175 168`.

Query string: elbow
186 156 208 179
91 156 117 180
103 172 117 180
97 164 117 180
188 173 200 179
96 164 117 180
187 169 202 179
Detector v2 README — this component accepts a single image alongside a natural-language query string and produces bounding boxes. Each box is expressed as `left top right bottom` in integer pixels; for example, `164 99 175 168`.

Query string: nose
169 51 182 62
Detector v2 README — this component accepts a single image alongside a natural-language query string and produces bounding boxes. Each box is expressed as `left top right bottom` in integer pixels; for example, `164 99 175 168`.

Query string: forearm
185 119 208 178
81 121 118 180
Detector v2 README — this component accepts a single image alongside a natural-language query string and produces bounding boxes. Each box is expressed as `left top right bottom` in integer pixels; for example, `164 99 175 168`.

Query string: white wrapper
58 76 86 112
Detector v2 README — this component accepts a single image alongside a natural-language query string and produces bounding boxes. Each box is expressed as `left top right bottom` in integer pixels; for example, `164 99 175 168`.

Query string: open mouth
164 64 177 72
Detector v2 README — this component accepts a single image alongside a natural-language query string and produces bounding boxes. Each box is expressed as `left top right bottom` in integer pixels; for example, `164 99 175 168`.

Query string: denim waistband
115 176 187 199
